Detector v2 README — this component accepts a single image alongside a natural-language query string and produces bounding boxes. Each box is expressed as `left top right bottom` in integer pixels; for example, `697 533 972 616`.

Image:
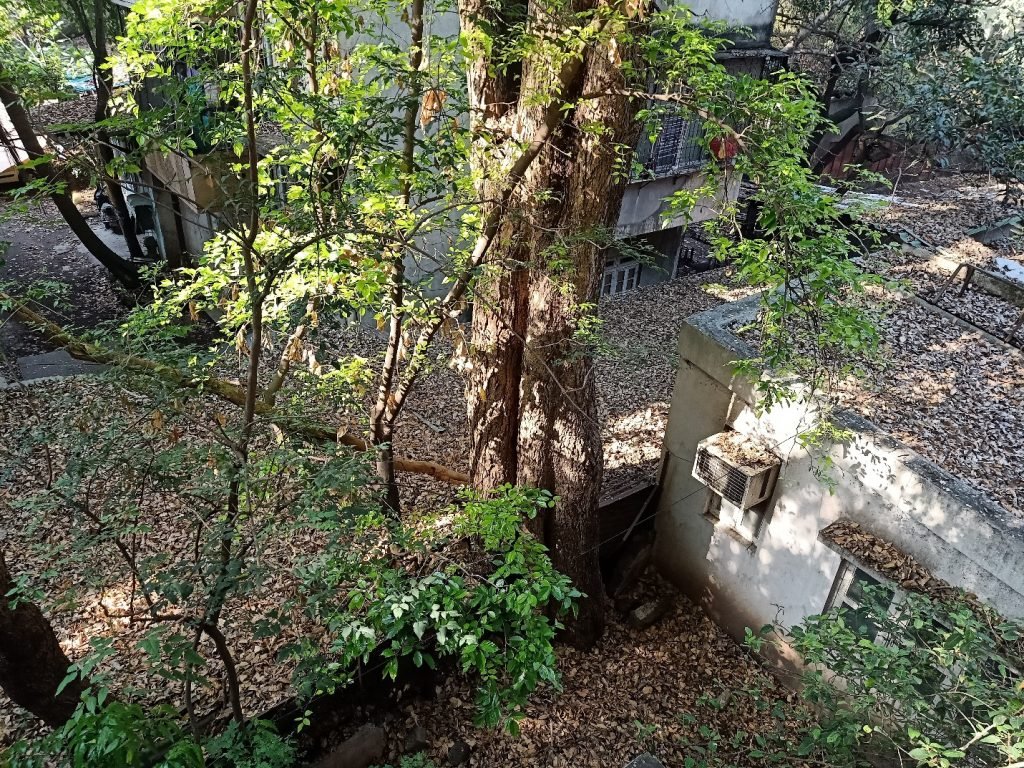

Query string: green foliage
205 721 297 768
781 0 1024 184
286 486 579 734
371 755 437 768
694 590 1024 768
785 589 1024 767
6 697 204 768
905 23 1024 186
5 697 295 768
0 0 74 103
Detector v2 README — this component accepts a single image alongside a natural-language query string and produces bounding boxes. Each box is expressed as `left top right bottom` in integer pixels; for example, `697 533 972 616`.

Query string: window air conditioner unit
692 431 781 510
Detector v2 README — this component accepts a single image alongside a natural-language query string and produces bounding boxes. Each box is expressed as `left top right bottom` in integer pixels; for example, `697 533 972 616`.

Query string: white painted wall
655 297 1024 643
683 0 779 45
617 173 741 238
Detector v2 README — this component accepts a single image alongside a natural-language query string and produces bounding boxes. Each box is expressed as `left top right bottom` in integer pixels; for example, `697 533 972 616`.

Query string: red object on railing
709 135 740 160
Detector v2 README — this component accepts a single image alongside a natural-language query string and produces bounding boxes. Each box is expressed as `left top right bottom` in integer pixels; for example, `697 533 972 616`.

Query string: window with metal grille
674 225 718 276
827 562 897 643
634 115 708 179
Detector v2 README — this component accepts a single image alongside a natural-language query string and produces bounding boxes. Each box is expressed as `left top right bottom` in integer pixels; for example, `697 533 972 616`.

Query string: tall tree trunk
462 0 530 493
93 0 145 262
461 0 643 647
0 72 140 288
0 550 84 729
516 44 638 646
468 261 530 490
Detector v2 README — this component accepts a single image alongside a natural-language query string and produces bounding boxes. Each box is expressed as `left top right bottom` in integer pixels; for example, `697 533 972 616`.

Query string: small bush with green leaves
5 689 295 768
285 485 580 734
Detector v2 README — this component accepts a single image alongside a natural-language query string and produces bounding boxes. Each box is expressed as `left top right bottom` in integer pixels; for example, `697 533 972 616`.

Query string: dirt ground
0 193 129 379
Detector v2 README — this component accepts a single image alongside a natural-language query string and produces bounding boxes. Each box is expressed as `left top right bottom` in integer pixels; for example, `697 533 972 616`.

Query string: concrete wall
617 173 740 239
179 206 217 260
685 0 779 46
654 296 1024 641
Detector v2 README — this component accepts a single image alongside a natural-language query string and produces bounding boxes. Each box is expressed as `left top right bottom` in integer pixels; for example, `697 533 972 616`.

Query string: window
601 258 641 297
827 561 897 642
673 225 716 277
702 493 768 544
825 556 1023 716
633 115 708 179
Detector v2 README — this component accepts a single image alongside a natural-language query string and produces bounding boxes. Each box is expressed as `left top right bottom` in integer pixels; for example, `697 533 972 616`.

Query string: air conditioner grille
691 431 782 510
695 448 750 507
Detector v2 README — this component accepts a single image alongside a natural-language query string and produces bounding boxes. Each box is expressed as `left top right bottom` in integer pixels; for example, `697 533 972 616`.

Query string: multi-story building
110 0 784 290
608 0 784 297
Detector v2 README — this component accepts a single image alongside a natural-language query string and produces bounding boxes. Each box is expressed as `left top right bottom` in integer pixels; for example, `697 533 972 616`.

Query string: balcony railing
633 115 708 180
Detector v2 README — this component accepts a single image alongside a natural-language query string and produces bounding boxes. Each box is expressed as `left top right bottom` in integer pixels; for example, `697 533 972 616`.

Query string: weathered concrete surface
686 0 778 45
654 294 1024 645
16 350 106 381
624 753 667 768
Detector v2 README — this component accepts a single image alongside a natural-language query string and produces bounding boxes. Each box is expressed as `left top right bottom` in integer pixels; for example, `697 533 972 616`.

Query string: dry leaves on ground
838 290 1024 517
375 583 809 768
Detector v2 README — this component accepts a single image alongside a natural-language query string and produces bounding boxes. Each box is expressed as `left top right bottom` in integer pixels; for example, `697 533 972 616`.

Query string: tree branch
2 293 469 484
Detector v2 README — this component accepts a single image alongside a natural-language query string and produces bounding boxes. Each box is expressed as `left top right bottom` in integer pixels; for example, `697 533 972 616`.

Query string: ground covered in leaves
838 290 1024 517
2 171 1021 762
0 196 129 380
0 374 810 768
378 585 808 768
841 175 1024 517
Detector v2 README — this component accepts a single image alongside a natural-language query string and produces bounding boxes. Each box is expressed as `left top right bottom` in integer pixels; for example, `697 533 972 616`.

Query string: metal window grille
634 115 708 179
761 53 787 78
674 224 718 276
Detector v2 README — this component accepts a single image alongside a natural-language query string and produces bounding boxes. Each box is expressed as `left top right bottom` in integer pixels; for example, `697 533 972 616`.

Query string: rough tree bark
461 0 643 647
0 71 140 288
0 549 84 728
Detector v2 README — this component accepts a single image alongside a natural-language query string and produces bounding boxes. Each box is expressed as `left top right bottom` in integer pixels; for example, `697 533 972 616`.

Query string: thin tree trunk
0 72 140 288
0 549 84 729
369 0 425 515
93 0 145 262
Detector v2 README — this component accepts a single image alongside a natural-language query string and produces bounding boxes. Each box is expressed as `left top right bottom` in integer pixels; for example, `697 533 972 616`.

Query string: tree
458 0 645 646
1 0 583 757
6 0 879 669
0 3 143 285
66 0 147 261
458 0 872 645
775 0 1023 181
0 549 84 729
0 69 140 287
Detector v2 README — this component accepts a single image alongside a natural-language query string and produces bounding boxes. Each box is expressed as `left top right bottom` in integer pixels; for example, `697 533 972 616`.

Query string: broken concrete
15 350 106 382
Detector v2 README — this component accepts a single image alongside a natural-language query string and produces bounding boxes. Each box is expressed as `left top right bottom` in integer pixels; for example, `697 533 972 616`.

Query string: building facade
653 295 1024 651
110 0 784 285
